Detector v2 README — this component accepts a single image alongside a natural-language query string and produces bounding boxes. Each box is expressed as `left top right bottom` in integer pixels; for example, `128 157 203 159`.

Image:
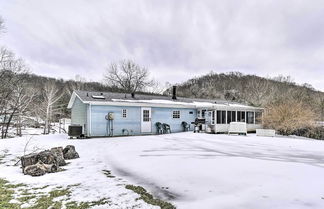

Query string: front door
141 107 152 133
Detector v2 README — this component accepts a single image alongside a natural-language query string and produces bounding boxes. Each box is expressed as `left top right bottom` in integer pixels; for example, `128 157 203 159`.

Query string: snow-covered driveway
1 132 324 209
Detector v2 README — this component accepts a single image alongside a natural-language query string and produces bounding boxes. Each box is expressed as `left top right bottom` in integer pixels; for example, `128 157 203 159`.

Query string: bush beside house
263 100 317 136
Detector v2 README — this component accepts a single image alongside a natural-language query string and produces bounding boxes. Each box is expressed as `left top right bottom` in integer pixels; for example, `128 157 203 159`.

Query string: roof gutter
83 101 263 110
83 101 196 109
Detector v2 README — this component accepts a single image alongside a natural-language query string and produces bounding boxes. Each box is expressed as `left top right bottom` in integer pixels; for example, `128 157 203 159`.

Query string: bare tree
41 81 64 134
242 77 274 106
2 83 36 138
0 48 27 138
104 60 154 93
15 85 37 136
271 75 295 84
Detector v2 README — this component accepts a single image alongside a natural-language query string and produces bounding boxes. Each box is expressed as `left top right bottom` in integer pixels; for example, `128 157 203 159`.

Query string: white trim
235 111 237 122
225 109 227 124
205 106 263 111
122 109 127 118
172 110 181 119
141 107 152 133
254 110 256 124
84 101 196 108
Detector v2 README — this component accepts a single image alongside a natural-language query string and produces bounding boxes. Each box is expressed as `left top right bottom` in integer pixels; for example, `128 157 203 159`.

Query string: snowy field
1 132 324 208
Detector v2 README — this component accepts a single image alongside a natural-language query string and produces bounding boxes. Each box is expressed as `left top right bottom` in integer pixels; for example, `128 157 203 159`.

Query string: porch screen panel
237 111 246 122
255 112 262 124
232 111 236 122
221 111 226 124
227 111 237 123
247 111 254 124
227 111 233 124
216 110 226 124
217 111 221 124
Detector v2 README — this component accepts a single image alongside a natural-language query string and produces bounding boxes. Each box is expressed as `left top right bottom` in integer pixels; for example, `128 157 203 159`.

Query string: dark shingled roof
74 90 230 104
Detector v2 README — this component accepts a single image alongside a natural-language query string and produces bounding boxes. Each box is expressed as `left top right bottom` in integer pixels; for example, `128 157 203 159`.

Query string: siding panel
71 97 87 129
91 105 141 136
151 107 196 134
90 105 197 137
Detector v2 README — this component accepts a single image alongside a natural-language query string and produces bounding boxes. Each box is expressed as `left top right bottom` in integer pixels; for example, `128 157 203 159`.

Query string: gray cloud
0 0 323 90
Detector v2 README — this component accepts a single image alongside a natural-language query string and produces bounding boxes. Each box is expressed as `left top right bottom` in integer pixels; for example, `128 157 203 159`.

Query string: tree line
0 54 118 138
0 51 156 138
168 71 324 138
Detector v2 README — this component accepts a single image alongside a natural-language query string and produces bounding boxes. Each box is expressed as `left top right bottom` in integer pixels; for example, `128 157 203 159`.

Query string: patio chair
181 121 190 132
155 122 163 134
162 123 171 134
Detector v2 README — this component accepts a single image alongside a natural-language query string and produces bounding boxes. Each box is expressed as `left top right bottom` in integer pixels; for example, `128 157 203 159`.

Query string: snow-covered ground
1 132 324 209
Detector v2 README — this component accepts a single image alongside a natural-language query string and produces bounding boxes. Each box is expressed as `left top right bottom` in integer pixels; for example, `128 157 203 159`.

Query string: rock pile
21 145 79 177
63 145 80 160
51 147 67 166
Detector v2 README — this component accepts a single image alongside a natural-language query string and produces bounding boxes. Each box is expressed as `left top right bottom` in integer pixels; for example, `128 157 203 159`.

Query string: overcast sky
0 0 323 91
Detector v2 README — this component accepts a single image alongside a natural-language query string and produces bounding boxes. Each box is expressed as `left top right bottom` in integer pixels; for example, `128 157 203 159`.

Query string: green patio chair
155 122 163 134
162 123 171 134
181 121 190 132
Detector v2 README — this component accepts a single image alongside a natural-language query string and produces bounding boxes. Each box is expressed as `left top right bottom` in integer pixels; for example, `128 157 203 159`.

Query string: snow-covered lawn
1 132 324 208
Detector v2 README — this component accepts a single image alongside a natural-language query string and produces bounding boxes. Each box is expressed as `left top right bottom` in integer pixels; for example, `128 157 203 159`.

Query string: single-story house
67 88 263 137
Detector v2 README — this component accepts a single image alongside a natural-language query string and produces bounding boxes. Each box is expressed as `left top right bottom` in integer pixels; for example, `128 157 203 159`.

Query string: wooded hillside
165 72 324 120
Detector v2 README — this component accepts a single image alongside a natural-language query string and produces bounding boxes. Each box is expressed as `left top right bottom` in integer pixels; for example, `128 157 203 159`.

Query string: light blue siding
90 105 141 136
86 105 91 136
151 107 196 133
71 97 87 133
88 105 197 137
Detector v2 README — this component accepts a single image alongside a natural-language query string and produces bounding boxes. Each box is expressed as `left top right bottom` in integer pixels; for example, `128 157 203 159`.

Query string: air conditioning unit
68 125 83 138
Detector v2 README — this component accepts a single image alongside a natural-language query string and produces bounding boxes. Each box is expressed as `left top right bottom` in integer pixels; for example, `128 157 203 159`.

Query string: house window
122 109 127 118
216 110 227 124
173 110 180 119
189 111 193 114
255 112 262 124
247 111 254 124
